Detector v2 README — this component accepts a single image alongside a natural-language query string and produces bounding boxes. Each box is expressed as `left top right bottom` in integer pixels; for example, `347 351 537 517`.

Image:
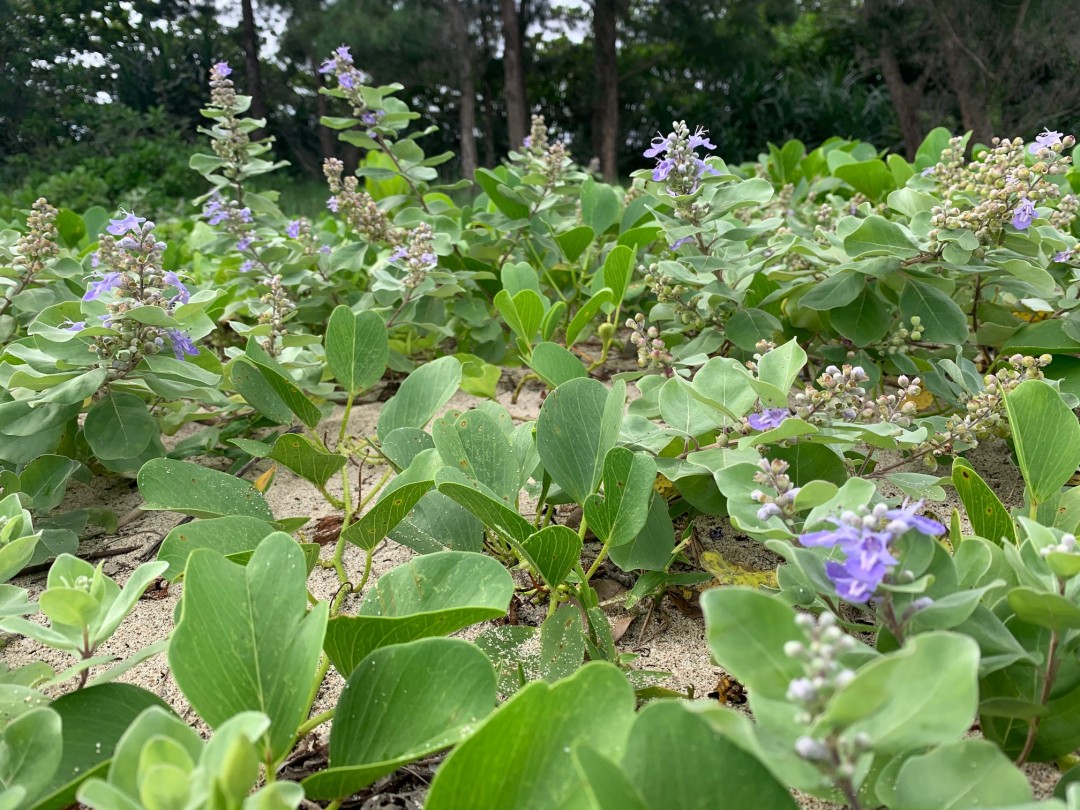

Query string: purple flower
164 271 190 305
203 198 228 225
211 61 232 78
522 136 532 149
83 272 123 301
238 207 253 224
643 135 672 159
236 237 253 252
338 72 355 90
360 110 383 128
240 260 256 273
1012 199 1038 230
389 246 408 261
921 166 935 177
318 57 336 75
1029 129 1064 155
1055 248 1073 263
90 251 100 269
652 158 675 182
799 500 942 604
107 211 145 236
63 320 85 332
327 197 340 213
747 408 791 431
670 236 693 250
166 329 198 361
286 220 302 239
335 45 353 62
319 245 332 255
687 127 716 151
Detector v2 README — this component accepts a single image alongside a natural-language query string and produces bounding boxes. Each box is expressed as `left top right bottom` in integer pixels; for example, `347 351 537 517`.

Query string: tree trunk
448 0 478 179
240 0 267 133
499 0 528 149
877 45 925 158
943 44 993 146
592 0 619 181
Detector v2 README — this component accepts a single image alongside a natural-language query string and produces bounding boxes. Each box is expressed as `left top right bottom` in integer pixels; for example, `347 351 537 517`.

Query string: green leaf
231 357 293 424
603 245 634 303
520 525 582 589
54 209 86 249
169 533 328 761
1007 588 1080 631
239 355 321 429
566 289 614 348
952 458 1017 545
557 226 595 263
425 663 636 810
377 356 461 440
156 516 276 581
265 433 346 489
494 289 545 346
325 307 387 395
618 701 797 810
16 455 82 512
536 378 625 504
35 685 171 810
818 632 979 752
303 638 497 801
702 588 803 700
843 215 919 258
834 159 896 201
475 169 529 219
1005 380 1080 504
899 280 970 344
526 342 586 388
340 481 432 551
756 338 807 397
0 707 62 807
35 368 107 406
881 739 1032 810
584 448 657 548
436 480 534 547
138 459 274 521
432 410 519 504
830 287 891 344
538 607 586 681
725 308 782 352
581 178 620 234
607 496 675 572
799 273 863 311
324 551 513 677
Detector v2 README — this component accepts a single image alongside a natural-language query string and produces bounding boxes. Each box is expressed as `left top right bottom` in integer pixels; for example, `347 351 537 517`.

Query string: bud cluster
793 364 870 425
202 193 255 253
285 218 320 256
922 354 1050 460
389 223 437 289
206 62 251 183
929 132 1074 245
524 114 549 154
641 264 704 329
878 315 923 355
785 612 857 717
13 197 59 276
1040 533 1077 558
751 458 801 526
80 214 197 379
258 274 294 357
323 158 399 245
643 121 719 221
625 313 672 369
858 375 922 428
318 46 376 120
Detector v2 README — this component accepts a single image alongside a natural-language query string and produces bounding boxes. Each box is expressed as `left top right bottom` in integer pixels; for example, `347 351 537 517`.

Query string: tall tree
447 0 478 178
500 0 528 149
240 0 268 131
591 0 620 181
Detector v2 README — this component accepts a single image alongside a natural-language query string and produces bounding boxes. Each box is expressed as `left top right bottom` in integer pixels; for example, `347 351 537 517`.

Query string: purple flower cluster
211 62 232 81
1055 248 1074 263
800 501 945 603
166 329 198 361
202 196 252 227
286 220 302 239
643 122 720 195
319 45 363 93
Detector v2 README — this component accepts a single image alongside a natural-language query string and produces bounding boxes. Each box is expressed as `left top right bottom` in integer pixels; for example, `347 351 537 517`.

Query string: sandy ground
1 370 1063 805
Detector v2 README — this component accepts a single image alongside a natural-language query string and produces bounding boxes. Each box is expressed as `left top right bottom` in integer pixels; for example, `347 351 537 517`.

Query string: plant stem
338 390 355 447
353 546 375 594
295 707 336 740
1016 579 1065 765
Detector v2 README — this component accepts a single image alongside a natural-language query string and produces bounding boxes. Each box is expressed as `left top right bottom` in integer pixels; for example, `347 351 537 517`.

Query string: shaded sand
1 371 1061 805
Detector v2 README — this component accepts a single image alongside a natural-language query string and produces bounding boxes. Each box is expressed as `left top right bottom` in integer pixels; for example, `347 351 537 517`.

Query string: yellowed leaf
901 388 935 412
699 550 777 589
253 463 277 493
653 473 680 503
